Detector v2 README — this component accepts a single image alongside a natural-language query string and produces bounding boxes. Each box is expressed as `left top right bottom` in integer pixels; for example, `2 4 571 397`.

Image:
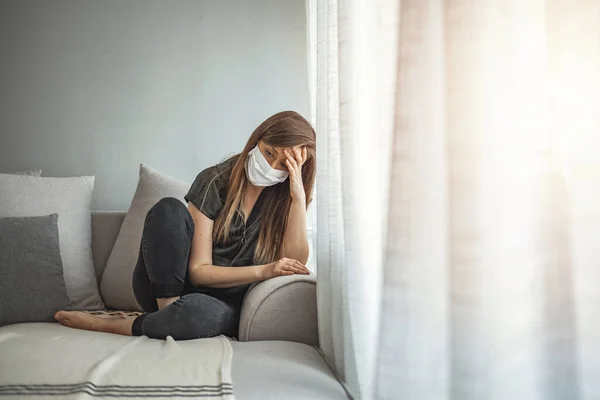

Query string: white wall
0 0 309 210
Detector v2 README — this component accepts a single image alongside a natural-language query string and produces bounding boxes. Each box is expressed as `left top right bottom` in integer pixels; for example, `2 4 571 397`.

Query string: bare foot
54 311 105 331
55 311 135 336
106 315 126 320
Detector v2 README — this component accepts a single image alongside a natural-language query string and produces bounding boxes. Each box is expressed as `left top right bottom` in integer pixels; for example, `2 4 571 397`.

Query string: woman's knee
144 198 193 235
137 294 237 340
148 197 189 220
176 294 237 338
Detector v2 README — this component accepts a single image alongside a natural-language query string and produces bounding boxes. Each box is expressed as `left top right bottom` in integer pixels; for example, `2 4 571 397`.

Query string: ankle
157 296 180 310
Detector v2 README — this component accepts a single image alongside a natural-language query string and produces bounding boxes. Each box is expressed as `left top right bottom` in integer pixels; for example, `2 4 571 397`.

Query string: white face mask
245 146 289 187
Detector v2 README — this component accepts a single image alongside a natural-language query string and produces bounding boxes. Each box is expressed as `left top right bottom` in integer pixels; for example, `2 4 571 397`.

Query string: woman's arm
282 198 310 264
281 147 310 265
187 203 308 288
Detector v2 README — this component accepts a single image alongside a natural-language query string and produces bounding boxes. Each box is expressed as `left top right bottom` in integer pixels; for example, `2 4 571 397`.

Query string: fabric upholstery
91 212 125 281
239 274 318 346
7 170 42 176
231 340 348 399
0 323 346 400
100 164 189 310
0 323 234 400
0 173 103 310
0 214 71 326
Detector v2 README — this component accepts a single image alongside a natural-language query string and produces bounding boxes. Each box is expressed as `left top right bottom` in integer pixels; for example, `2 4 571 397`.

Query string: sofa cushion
6 169 42 176
91 212 126 281
0 214 71 326
100 164 189 311
231 340 348 400
0 323 234 399
0 173 103 310
0 323 347 400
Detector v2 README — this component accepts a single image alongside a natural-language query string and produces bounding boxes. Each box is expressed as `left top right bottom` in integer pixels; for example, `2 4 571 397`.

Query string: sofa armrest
239 274 318 346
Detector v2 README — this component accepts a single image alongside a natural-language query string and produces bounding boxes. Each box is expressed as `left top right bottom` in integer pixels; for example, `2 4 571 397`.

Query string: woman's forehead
260 141 301 150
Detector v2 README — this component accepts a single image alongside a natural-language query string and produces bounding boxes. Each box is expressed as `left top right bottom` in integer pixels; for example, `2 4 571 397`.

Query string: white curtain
311 0 397 397
311 0 600 399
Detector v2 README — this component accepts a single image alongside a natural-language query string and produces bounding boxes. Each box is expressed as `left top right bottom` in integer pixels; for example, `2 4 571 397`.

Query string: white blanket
0 323 234 399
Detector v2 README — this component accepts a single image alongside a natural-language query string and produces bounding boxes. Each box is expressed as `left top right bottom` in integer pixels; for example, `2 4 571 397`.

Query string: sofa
0 210 348 399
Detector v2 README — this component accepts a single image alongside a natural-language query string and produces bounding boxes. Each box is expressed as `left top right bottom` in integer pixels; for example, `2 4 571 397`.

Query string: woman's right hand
259 257 311 280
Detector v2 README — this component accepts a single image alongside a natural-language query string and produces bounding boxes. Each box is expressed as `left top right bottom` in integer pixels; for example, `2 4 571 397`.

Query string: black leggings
131 197 238 340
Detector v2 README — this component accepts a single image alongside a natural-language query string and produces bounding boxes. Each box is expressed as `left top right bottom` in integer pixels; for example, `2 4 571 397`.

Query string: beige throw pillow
100 164 189 311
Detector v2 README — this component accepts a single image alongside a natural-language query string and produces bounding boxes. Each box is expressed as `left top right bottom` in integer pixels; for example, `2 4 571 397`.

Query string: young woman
54 111 316 340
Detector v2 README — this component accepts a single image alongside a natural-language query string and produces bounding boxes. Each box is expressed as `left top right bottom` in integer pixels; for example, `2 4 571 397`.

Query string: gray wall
0 0 309 210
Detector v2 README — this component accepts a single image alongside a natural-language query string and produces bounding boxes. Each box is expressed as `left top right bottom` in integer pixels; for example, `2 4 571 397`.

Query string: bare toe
54 311 66 322
54 311 74 327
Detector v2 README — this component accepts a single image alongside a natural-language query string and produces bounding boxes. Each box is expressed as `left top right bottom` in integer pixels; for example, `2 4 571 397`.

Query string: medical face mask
245 146 289 187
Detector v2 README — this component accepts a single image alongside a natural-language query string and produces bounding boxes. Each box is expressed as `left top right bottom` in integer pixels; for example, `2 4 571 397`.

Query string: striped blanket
0 322 234 399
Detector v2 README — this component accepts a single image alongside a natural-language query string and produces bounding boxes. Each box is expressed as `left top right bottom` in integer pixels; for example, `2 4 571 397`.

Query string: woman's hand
259 257 310 280
284 147 307 202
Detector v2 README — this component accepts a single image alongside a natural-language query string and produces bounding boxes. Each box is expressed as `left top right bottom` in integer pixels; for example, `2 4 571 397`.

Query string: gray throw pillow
0 214 72 326
0 173 104 310
100 164 189 311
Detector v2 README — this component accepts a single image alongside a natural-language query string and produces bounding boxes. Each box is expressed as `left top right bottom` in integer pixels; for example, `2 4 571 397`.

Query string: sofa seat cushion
0 323 234 399
0 323 347 400
231 340 348 400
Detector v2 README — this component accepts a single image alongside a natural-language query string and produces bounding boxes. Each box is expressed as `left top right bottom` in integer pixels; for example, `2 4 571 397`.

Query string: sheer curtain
310 0 397 397
310 0 600 399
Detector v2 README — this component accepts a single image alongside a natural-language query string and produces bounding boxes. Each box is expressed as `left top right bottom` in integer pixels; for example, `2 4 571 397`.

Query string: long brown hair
213 111 316 264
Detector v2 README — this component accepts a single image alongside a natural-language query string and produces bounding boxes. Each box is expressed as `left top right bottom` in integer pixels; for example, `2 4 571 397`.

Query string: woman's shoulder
185 155 239 219
214 155 239 178
198 155 238 188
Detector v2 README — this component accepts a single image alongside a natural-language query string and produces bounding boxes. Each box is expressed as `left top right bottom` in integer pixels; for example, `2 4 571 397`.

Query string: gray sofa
0 211 347 399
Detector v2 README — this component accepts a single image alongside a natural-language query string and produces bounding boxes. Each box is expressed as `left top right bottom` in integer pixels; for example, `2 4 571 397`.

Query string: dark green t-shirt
183 156 265 306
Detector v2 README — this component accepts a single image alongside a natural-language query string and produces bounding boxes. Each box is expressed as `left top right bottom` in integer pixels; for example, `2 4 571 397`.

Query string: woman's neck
241 182 264 222
246 182 264 196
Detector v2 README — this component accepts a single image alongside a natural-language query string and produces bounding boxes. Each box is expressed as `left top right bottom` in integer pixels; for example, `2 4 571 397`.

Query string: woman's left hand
284 147 307 203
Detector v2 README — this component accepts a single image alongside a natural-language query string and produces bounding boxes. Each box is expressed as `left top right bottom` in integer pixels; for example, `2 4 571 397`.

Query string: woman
54 111 315 340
